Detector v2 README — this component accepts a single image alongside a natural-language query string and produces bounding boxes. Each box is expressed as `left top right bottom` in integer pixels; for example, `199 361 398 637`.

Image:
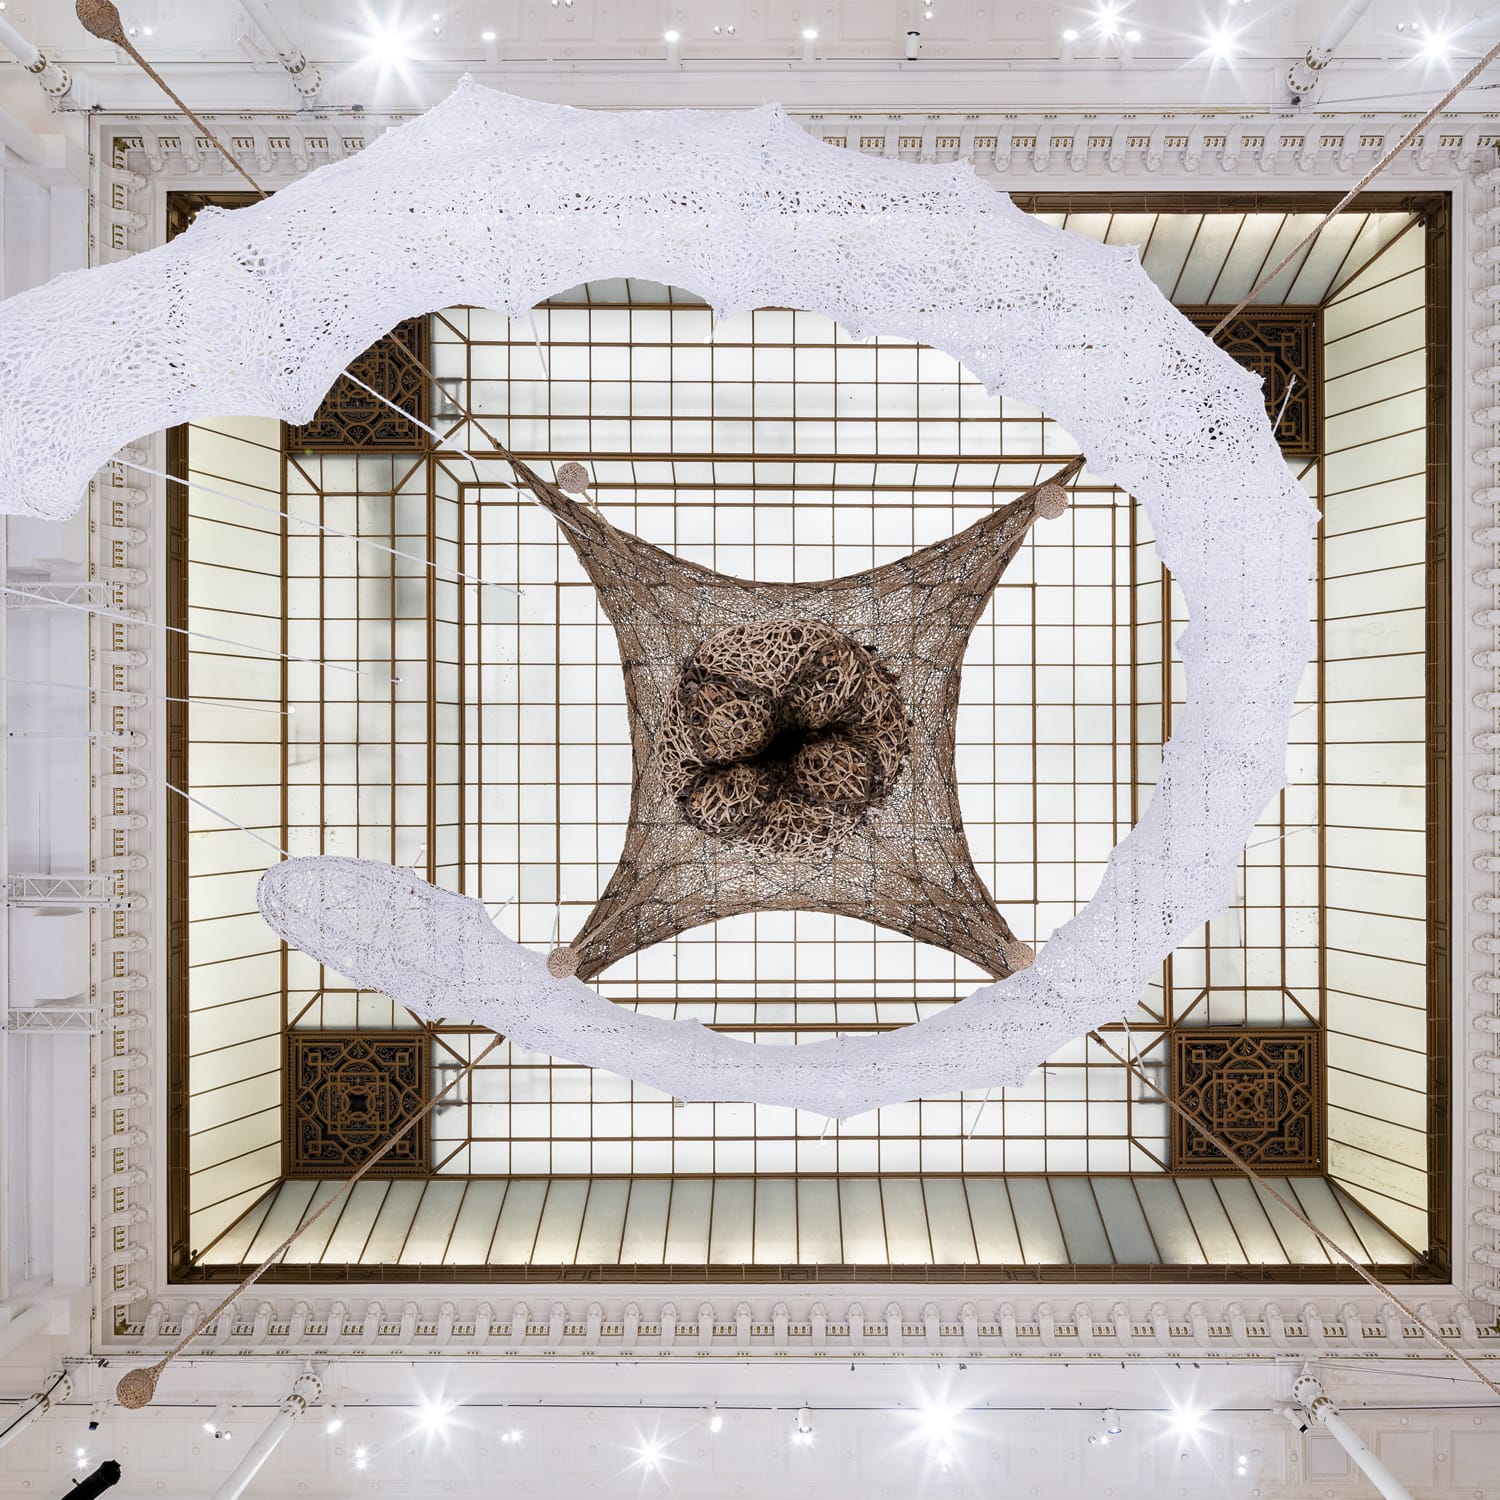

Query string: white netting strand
0 82 1315 1111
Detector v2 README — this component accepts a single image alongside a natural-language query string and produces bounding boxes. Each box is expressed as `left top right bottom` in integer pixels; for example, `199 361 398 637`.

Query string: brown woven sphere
1001 937 1036 972
115 1365 159 1409
690 680 775 763
1035 483 1069 520
682 762 772 838
556 461 591 494
546 946 580 979
657 617 908 854
76 0 130 46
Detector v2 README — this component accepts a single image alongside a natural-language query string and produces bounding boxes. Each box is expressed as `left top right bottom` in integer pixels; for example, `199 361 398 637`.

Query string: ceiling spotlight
1418 30 1452 61
793 1406 815 1445
1104 1409 1123 1436
325 1406 344 1435
204 1405 234 1441
664 28 680 40
75 1447 89 1469
801 26 818 62
802 27 818 38
417 1400 452 1437
1125 29 1140 43
1096 5 1119 38
1169 1407 1202 1438
636 1438 663 1470
707 1404 724 1434
1204 25 1235 60
362 22 407 69
354 1445 369 1471
918 1402 957 1446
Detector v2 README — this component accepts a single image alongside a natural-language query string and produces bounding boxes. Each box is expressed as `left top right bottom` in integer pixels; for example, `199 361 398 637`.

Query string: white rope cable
0 674 292 716
119 458 521 596
117 754 290 860
0 585 396 684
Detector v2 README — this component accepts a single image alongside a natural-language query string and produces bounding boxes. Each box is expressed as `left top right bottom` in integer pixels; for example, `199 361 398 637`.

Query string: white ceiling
2 1353 1496 1500
3 0 1489 66
4 0 1500 114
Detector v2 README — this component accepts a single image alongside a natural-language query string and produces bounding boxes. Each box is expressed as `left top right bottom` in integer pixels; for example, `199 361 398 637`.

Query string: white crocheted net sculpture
0 82 1315 1113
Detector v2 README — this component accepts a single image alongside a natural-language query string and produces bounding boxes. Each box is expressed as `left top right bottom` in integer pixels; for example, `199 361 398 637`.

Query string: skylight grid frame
416 295 1222 1180
164 191 1450 1281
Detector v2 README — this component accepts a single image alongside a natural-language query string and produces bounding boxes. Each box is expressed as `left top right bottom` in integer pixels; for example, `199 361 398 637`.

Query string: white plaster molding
95 1289 1499 1362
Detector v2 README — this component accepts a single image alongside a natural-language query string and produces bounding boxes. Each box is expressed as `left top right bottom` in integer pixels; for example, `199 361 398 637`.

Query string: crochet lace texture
0 81 1315 1109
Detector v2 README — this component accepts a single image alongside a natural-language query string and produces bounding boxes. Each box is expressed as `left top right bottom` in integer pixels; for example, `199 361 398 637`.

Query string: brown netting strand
508 453 1081 981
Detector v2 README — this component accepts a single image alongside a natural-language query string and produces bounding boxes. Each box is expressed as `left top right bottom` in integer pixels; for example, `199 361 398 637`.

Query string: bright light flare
417 1400 453 1437
1169 1406 1202 1438
1418 30 1453 62
915 1400 965 1467
362 23 408 67
1204 26 1236 60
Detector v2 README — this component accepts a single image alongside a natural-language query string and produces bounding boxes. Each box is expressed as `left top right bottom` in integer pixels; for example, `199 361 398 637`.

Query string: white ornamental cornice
101 1290 1499 1362
82 105 1500 1352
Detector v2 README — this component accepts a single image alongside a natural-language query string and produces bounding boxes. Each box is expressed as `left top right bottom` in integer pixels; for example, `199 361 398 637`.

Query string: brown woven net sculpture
513 455 1075 982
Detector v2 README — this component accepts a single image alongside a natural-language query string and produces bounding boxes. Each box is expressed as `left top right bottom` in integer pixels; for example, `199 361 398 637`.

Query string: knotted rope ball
546 946 580 979
657 618 908 854
555 461 591 494
1035 482 1069 520
115 1365 160 1409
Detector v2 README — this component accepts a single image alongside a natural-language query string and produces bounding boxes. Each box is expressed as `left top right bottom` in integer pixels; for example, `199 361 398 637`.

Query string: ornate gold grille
1171 1029 1322 1174
286 1030 431 1177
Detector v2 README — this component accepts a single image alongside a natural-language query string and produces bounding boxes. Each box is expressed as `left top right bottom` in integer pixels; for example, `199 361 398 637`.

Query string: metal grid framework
167 194 1449 1276
281 297 1178 1180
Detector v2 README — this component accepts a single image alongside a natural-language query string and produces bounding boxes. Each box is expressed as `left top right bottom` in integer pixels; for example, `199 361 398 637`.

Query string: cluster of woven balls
657 617 909 854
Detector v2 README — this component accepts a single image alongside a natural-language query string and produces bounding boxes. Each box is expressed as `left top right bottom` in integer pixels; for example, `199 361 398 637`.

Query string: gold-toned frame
163 189 1451 1285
